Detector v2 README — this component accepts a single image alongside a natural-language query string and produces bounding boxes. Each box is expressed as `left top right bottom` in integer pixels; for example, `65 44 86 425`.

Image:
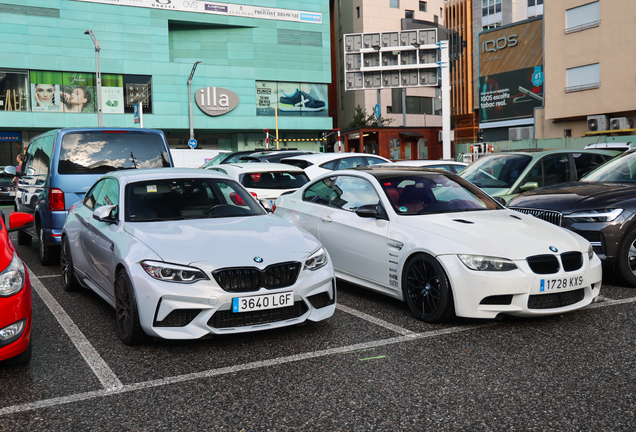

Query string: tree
345 105 394 129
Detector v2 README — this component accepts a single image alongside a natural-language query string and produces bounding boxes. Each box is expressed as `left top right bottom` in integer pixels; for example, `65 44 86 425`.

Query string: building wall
540 0 636 138
333 0 445 131
0 0 332 152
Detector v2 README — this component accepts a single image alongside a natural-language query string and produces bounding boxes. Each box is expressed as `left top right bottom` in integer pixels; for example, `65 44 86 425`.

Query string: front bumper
129 261 336 340
437 252 602 320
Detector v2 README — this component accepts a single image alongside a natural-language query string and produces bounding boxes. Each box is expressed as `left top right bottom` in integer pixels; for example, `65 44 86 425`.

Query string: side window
320 160 336 170
330 176 380 211
23 139 39 176
336 157 365 170
302 177 336 205
523 154 570 187
93 178 119 210
84 180 105 211
573 153 612 178
32 139 50 177
365 157 387 166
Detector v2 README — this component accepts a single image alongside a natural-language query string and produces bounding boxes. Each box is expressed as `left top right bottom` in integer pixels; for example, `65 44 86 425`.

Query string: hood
507 181 636 212
124 215 321 268
396 209 587 260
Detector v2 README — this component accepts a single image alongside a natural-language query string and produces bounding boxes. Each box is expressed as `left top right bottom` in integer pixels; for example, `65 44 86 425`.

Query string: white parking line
27 265 124 391
336 304 416 336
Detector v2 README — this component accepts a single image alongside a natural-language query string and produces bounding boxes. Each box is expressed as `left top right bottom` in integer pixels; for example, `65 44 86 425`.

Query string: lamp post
188 61 202 142
84 29 102 127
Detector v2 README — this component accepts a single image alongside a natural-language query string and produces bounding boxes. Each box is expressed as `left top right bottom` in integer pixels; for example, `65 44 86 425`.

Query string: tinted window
84 180 104 210
94 178 119 210
240 171 309 190
320 160 336 170
573 153 613 178
330 176 380 211
125 178 264 222
302 177 336 205
582 151 636 182
282 159 311 169
522 154 569 187
461 154 532 188
336 157 365 170
58 132 170 174
365 157 388 166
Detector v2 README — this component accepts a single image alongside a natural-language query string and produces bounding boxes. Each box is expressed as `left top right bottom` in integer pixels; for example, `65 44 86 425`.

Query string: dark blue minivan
9 128 173 265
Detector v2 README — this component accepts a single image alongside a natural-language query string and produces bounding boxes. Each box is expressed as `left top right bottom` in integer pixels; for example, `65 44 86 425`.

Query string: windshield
582 150 636 182
125 177 265 222
202 153 228 167
379 172 501 215
460 154 532 189
240 171 309 189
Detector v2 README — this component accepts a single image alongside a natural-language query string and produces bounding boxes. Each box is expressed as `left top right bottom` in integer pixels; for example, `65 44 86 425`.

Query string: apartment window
391 89 439 115
566 63 600 92
419 1 427 12
390 0 399 8
356 6 360 18
527 0 544 17
405 10 414 19
566 1 599 34
482 0 502 29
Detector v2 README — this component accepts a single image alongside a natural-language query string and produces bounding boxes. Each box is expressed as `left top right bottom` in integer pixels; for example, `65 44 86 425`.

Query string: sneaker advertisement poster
256 81 328 117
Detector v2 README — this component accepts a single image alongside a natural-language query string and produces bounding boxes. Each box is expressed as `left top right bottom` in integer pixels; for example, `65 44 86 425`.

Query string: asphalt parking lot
1 210 636 430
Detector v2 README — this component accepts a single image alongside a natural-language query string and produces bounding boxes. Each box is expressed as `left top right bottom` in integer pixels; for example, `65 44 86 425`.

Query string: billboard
479 66 543 123
256 81 328 117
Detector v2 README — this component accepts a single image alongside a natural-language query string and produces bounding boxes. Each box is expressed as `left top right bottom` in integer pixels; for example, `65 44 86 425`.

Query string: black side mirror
355 204 388 220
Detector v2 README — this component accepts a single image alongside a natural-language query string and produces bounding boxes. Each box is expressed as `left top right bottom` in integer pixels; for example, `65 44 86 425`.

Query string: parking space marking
28 266 124 391
588 296 636 308
0 324 485 416
336 304 415 336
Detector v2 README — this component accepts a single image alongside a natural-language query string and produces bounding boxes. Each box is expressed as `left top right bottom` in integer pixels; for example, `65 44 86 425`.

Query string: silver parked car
61 168 336 345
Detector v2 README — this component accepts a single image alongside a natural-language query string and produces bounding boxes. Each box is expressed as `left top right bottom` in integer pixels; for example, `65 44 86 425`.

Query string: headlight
305 248 328 271
458 254 517 271
141 261 208 283
0 252 26 297
0 318 25 343
588 244 594 260
565 208 623 223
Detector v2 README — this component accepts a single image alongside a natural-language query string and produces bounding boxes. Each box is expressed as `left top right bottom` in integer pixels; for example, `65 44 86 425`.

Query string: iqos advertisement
479 66 543 123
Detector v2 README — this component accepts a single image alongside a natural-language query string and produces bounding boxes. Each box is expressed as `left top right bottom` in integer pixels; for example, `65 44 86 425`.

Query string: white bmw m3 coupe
61 168 335 344
273 166 602 323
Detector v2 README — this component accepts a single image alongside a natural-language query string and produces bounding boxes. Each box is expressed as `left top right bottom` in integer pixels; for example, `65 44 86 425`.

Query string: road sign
374 104 381 120
188 139 197 149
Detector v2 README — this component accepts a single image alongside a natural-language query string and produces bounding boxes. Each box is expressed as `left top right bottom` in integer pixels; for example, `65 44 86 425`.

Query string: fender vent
453 219 474 224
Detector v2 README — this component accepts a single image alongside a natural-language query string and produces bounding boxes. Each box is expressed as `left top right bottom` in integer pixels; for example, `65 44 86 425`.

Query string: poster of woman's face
61 85 94 113
31 84 61 112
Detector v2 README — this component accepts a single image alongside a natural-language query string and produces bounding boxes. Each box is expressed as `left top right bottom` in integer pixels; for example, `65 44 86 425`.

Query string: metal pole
336 128 341 153
188 61 202 142
402 88 406 127
85 30 102 127
440 41 451 160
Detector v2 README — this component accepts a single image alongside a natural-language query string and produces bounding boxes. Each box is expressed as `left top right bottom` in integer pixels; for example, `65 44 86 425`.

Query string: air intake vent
213 262 301 292
561 252 583 272
278 29 322 47
0 4 60 17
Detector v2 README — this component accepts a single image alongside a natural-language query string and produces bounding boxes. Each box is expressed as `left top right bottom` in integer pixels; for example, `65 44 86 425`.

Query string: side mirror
520 182 539 192
8 212 35 232
355 204 388 220
93 205 118 224
492 196 507 207
4 166 16 176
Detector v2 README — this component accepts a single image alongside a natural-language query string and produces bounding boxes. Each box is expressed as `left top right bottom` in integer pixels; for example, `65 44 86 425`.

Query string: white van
169 149 229 168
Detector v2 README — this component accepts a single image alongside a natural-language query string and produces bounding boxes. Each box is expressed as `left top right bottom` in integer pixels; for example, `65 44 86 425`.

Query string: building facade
535 0 636 139
0 0 332 166
332 0 446 160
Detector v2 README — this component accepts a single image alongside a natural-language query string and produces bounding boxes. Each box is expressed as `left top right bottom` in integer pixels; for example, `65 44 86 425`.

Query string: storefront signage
0 132 22 142
481 35 518 53
195 87 239 116
71 0 322 24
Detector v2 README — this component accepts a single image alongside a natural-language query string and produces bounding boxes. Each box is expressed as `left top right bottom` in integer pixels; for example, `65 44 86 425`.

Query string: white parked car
274 166 602 323
386 160 468 173
206 163 310 205
280 152 390 179
61 168 335 344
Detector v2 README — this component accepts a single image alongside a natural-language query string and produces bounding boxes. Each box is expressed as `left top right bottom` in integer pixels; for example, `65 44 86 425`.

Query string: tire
115 270 146 345
17 230 31 246
4 338 32 365
60 236 80 292
38 226 57 266
402 253 455 323
618 229 636 286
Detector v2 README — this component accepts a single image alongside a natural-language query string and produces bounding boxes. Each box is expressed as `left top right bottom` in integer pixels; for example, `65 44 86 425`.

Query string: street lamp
84 29 102 127
188 61 202 143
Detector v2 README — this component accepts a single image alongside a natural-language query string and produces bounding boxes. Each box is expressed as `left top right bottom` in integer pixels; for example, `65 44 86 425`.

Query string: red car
0 211 35 365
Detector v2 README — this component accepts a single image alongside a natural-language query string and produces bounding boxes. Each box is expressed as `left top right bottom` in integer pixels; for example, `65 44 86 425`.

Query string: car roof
390 160 468 166
490 148 620 156
107 168 231 184
208 162 304 173
281 152 390 163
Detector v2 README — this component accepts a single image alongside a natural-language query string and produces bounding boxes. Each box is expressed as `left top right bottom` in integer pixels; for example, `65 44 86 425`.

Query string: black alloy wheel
402 253 455 323
60 236 79 292
115 270 146 345
618 229 636 286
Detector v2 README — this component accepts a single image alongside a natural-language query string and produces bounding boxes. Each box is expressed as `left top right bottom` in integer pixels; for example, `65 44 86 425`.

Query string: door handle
320 216 333 223
83 217 90 225
110 243 114 252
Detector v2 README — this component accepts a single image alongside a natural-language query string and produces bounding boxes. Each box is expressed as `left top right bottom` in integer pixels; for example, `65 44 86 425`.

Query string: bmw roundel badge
254 257 264 263
549 246 558 253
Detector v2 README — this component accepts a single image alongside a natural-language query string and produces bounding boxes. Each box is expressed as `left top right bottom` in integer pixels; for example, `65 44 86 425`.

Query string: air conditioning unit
610 117 633 130
587 115 609 132
509 127 534 141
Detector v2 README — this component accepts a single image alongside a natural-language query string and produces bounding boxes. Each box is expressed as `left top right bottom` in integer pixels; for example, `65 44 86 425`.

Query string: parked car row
1 128 630 365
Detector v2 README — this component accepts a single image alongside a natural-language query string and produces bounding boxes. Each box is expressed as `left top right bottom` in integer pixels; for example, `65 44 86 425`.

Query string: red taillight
49 188 65 211
250 192 258 199
272 202 277 212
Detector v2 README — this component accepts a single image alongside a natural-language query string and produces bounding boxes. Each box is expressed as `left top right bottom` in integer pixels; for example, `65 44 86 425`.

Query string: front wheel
402 253 455 323
115 270 146 345
618 229 636 286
